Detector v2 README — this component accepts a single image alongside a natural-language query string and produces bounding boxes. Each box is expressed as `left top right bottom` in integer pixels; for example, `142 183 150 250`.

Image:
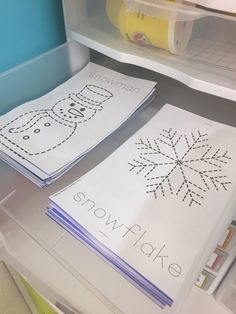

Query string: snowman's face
52 96 97 124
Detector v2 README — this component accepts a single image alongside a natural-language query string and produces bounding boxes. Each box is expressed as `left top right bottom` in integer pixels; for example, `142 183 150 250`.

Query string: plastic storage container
1 37 236 313
62 0 236 100
1 0 236 312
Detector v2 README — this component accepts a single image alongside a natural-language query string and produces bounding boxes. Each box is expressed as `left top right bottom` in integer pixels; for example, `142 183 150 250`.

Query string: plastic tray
1 39 236 313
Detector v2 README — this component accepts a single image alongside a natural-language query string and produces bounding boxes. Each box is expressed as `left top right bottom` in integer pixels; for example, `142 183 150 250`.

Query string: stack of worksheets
0 62 156 186
47 105 236 309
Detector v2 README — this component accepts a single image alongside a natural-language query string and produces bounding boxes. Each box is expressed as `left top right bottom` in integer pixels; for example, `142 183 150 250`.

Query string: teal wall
0 0 66 72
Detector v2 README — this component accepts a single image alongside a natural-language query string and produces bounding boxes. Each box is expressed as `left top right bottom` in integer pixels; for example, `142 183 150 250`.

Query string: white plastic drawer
63 0 236 101
1 40 235 313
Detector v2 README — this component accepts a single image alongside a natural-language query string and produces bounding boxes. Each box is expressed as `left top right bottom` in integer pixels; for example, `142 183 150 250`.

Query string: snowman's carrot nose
68 108 84 117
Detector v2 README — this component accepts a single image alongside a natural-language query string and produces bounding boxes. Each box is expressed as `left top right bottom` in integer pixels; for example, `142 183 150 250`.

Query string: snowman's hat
72 84 113 111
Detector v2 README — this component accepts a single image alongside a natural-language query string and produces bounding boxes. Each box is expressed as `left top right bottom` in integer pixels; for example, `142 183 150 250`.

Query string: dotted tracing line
0 124 77 157
184 135 190 148
174 134 182 147
85 84 113 99
192 144 209 150
222 150 231 160
184 158 222 169
136 138 176 161
146 164 178 198
0 109 50 132
8 114 50 133
201 146 212 159
168 130 179 160
181 132 208 161
178 164 202 206
77 84 113 105
202 159 222 169
167 177 173 195
160 133 172 141
128 159 149 175
142 156 175 178
73 94 102 110
157 137 172 148
188 181 206 193
153 139 161 152
170 130 177 140
214 157 228 164
183 163 230 191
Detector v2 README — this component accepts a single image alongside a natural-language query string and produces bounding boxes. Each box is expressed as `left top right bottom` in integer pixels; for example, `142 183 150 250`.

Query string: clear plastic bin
62 0 236 100
1 37 236 313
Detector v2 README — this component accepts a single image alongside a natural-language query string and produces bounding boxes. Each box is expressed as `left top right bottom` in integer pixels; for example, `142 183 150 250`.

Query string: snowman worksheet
1 85 113 157
0 63 156 185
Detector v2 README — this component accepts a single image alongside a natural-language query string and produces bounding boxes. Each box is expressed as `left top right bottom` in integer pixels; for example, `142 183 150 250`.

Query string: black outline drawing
128 128 232 207
0 85 113 157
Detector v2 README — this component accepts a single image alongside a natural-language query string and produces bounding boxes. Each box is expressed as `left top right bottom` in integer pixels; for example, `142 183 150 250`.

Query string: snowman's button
34 129 40 133
44 122 51 127
23 135 30 140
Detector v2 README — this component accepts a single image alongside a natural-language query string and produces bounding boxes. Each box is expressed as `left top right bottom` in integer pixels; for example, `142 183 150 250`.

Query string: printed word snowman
0 85 113 157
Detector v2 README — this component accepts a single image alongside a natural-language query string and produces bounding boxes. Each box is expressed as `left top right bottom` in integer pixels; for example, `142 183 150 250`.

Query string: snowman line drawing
0 84 113 158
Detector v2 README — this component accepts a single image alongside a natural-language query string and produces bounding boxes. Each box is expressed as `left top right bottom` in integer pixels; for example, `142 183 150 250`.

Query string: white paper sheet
0 62 156 184
48 104 236 305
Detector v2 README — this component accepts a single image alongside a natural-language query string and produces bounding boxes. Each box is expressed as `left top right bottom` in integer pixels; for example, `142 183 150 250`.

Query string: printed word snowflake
128 128 231 207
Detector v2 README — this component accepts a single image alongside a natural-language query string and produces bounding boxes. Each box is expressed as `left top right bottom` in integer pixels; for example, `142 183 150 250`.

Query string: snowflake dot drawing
128 128 232 207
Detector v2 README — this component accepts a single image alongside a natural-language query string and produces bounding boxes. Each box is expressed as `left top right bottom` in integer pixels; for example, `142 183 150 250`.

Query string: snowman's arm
6 110 50 134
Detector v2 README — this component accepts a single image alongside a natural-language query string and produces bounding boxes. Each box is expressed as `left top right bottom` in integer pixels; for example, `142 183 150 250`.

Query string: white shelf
63 0 236 101
67 27 236 101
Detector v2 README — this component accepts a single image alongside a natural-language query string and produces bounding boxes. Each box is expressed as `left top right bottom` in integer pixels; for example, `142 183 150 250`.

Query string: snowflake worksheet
48 104 236 308
0 62 156 185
